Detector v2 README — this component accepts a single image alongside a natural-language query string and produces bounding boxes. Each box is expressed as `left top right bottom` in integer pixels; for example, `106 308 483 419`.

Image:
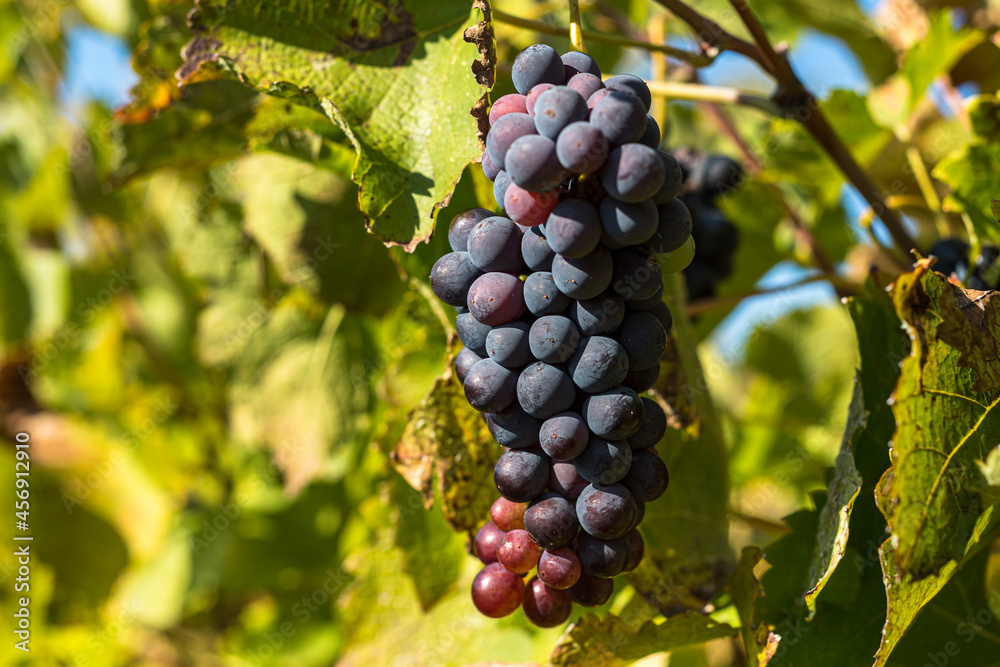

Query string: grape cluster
430 44 688 626
671 149 744 301
928 238 999 290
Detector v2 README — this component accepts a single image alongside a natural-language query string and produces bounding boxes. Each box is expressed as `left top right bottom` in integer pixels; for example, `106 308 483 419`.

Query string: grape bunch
927 238 999 290
430 44 688 626
671 149 744 301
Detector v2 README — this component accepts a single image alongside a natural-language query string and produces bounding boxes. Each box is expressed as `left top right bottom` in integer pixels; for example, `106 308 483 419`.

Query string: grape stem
645 80 780 116
653 0 919 255
491 10 713 65
568 0 586 53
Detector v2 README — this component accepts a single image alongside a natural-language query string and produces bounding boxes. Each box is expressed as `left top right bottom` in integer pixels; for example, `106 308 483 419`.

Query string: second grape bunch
430 44 692 627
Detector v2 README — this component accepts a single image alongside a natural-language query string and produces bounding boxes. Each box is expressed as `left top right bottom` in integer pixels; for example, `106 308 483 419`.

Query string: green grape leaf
881 263 1000 579
730 546 778 666
180 0 493 250
935 141 1000 243
547 611 737 667
901 12 982 111
392 365 497 534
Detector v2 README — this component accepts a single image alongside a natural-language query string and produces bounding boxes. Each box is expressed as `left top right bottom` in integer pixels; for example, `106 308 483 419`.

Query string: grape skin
474 521 505 564
504 183 559 227
566 335 629 394
601 144 665 203
611 248 663 301
491 496 528 531
506 135 567 193
525 82 555 115
567 571 614 606
464 358 517 413
467 272 526 326
486 113 537 170
576 532 631 578
522 576 573 628
523 271 571 316
623 363 660 394
539 411 589 461
468 216 525 273
528 315 581 364
533 86 589 140
604 73 652 111
517 362 577 419
525 493 580 549
625 280 664 310
482 150 500 181
576 483 638 540
489 93 528 125
494 448 550 503
522 227 556 272
645 198 692 254
570 293 625 337
430 251 482 307
548 460 589 501
551 245 614 299
639 114 660 148
566 73 605 102
487 404 542 449
629 397 667 450
456 308 491 356
497 528 543 573
512 44 566 94
651 151 683 205
590 91 647 147
472 562 525 618
561 51 601 78
623 529 645 572
449 208 494 252
574 436 633 485
493 170 512 209
455 347 482 383
616 311 667 371
649 301 673 334
621 449 669 501
486 321 533 368
538 547 582 589
583 387 644 440
555 121 609 175
600 197 658 247
546 199 601 258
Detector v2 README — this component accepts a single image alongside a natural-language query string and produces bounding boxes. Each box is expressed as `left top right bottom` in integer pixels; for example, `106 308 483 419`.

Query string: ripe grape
649 301 673 335
561 51 601 78
456 308 491 356
525 82 556 115
533 86 589 139
528 315 581 364
574 436 632 485
456 347 482 383
512 44 565 94
469 216 525 273
555 121 609 174
629 397 667 450
690 206 739 260
464 358 517 413
568 571 614 606
639 114 660 149
475 521 505 564
583 387 644 440
623 363 660 394
694 154 743 196
625 281 663 310
482 150 500 181
489 93 529 125
522 227 556 272
548 460 589 501
430 251 482 307
651 151 683 205
493 170 512 209
497 528 543 573
495 448 550 502
576 532 631 578
645 197 692 254
491 496 528 531
569 293 624 336
632 499 646 530
523 271 571 316
524 493 580 549
566 72 604 102
523 576 573 628
623 529 645 572
604 74 652 111
506 135 567 193
486 113 537 170
546 199 601 258
488 403 542 449
538 547 582 589
621 449 669 501
590 91 647 146
467 272 526 326
617 311 666 371
601 144 665 203
485 322 533 370
566 335 628 393
600 197 658 247
517 362 576 419
551 245 613 299
586 87 612 110
504 183 559 227
449 208 494 252
539 411 589 460
472 562 525 618
611 247 663 301
576 483 638 540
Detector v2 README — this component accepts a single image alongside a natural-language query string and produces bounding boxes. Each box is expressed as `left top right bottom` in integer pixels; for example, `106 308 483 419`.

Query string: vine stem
491 9 712 65
645 80 780 115
568 0 586 52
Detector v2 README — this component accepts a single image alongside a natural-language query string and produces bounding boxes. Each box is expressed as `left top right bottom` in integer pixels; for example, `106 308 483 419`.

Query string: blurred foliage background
1 0 1000 665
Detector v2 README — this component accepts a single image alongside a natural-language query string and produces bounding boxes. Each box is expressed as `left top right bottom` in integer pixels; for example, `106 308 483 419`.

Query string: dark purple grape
504 183 559 227
546 199 601 258
695 154 743 197
539 411 589 460
623 363 660 394
449 208 494 252
601 144 665 203
576 532 631 578
568 571 614 606
486 113 537 170
456 347 482 383
431 251 482 307
651 151 683 205
600 197 658 247
485 321 532 368
517 362 576 419
617 311 666 371
488 402 543 448
538 547 582 589
630 397 666 450
528 315 581 364
590 91 647 147
472 562 525 618
512 44 566 94
467 272 526 326
604 73 651 111
566 72 604 101
576 483 637 540
475 521 505 564
526 82 555 115
497 528 543 573
491 496 528 531
533 86 588 139
639 114 660 148
482 151 500 181
561 51 601 78
623 529 645 572
649 301 673 335
506 134 566 193
611 248 662 301
523 576 573 628
555 121 609 174
586 87 612 110
549 460 589 501
495 448 550 502
645 198 692 254
691 207 739 260
569 293 624 336
574 436 633 485
566 336 628 394
489 93 528 125
621 449 669 501
493 170 513 209
551 246 613 299
524 271 571 316
583 387 644 440
464 358 517 412
525 493 579 549
633 499 646 529
626 280 663 310
456 308 491 356
468 216 524 273
522 227 556 272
